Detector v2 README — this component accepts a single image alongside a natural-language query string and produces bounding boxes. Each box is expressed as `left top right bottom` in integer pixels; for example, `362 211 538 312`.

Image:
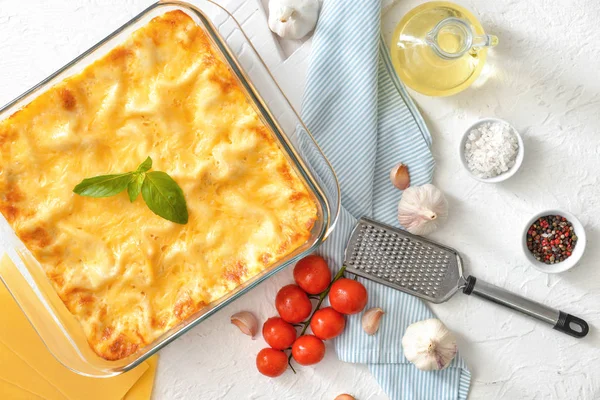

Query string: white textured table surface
1 1 599 399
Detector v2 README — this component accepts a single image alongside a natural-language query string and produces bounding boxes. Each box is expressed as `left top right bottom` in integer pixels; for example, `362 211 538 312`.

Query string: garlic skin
230 311 258 338
362 307 385 335
390 163 410 190
268 0 320 40
397 184 448 235
402 319 457 371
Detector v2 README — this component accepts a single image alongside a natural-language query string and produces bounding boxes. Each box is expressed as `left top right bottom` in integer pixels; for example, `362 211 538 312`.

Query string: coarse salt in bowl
459 118 524 183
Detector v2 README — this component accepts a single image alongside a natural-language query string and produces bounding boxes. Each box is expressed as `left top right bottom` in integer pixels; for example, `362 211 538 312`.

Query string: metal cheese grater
344 217 589 338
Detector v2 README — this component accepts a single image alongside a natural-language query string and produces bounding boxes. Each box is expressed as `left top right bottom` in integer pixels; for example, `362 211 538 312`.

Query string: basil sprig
73 157 188 224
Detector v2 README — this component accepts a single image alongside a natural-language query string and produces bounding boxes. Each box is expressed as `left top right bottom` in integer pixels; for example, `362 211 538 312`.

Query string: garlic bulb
231 311 258 338
401 318 457 371
268 0 320 40
397 184 448 235
362 307 385 335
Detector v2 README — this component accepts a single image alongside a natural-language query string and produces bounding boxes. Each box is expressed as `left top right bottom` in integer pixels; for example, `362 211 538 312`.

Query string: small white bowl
522 210 586 273
459 118 524 183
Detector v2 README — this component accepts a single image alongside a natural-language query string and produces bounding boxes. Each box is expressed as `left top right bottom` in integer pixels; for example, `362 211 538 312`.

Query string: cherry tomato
275 284 312 323
256 348 288 377
291 335 326 365
328 278 368 315
262 317 297 350
310 307 346 340
293 255 332 294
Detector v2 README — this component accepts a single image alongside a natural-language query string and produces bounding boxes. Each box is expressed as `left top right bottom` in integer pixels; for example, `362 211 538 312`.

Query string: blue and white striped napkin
301 1 471 399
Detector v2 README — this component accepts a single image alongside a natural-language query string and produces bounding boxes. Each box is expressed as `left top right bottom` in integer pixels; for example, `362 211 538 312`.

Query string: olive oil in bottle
390 1 498 97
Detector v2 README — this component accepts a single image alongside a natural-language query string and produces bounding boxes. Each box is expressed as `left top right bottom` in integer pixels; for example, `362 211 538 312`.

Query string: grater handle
463 276 589 338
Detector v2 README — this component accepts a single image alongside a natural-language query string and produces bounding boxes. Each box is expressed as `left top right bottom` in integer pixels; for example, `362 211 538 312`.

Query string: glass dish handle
295 125 341 240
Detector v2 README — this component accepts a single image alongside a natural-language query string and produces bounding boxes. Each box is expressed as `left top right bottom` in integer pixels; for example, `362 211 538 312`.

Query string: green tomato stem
287 357 297 374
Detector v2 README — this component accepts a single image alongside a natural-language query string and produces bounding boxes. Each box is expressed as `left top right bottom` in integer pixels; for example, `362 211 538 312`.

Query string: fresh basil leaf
141 171 188 224
73 157 188 224
127 173 145 202
137 157 152 173
73 173 133 197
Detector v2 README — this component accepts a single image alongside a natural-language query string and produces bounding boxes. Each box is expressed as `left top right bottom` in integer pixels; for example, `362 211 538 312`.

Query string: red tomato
256 348 288 377
262 317 297 350
310 307 345 340
328 278 368 315
275 284 312 323
293 255 332 294
291 335 326 365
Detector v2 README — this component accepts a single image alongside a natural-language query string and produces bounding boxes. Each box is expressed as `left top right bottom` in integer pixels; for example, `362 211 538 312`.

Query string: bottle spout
472 34 499 49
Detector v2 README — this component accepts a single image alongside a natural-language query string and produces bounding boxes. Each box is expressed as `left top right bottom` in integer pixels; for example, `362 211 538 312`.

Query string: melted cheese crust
0 11 317 360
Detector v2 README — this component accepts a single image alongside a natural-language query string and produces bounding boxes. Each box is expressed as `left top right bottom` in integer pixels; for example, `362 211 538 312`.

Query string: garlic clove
362 307 385 335
334 395 356 400
401 318 457 371
230 311 258 338
397 184 448 235
390 163 410 190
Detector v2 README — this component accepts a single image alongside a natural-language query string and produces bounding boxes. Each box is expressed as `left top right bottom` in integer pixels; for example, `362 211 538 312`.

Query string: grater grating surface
344 217 466 303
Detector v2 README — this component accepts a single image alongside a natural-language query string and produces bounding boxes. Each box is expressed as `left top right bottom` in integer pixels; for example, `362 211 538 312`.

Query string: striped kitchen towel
301 0 471 399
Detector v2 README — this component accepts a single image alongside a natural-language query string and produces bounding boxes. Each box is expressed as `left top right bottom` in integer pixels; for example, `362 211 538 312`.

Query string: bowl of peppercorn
523 210 586 273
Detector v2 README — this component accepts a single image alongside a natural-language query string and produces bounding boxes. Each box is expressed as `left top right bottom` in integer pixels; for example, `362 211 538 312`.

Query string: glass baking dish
0 0 339 377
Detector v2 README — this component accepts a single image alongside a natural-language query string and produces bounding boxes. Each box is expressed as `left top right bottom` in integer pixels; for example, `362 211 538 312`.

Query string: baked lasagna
0 11 317 360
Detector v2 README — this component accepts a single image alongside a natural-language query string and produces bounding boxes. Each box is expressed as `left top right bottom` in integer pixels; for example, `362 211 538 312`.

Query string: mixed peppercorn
527 215 577 264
